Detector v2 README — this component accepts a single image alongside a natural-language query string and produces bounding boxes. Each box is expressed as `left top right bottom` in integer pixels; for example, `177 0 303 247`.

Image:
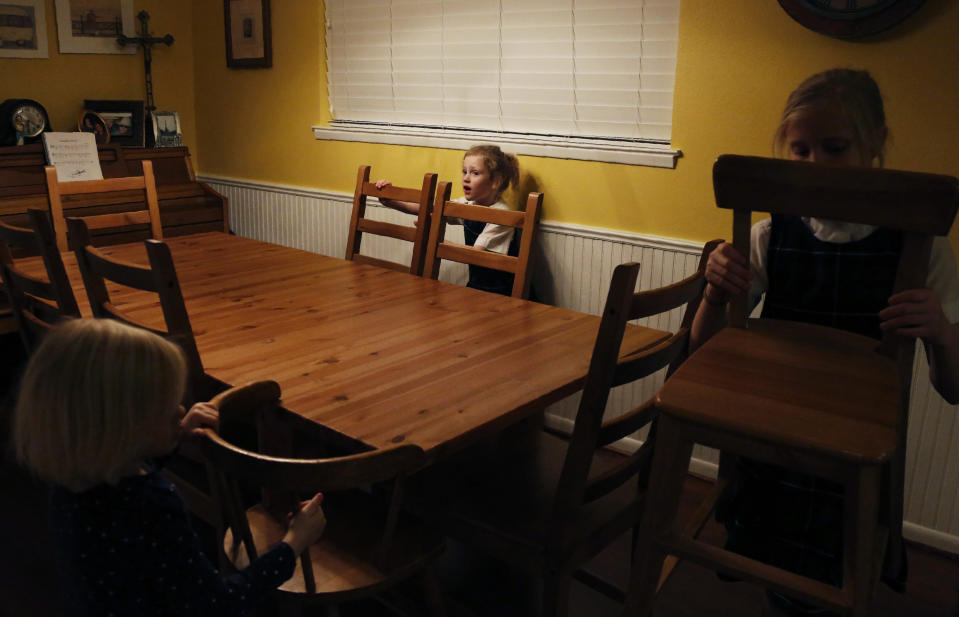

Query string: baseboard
543 414 959 556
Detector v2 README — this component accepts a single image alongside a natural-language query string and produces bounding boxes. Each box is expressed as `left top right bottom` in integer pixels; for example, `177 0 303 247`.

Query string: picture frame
77 109 110 144
54 0 135 54
224 0 271 69
0 0 49 58
150 111 182 148
83 100 144 147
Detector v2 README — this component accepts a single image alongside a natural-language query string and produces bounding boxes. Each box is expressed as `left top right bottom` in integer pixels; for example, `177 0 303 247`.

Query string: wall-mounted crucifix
117 10 174 114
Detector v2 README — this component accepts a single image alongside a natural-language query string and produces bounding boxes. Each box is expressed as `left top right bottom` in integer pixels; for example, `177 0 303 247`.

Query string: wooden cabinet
0 144 228 247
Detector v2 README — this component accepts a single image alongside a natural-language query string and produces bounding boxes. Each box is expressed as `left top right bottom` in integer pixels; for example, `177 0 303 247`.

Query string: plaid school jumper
719 214 903 588
462 219 520 296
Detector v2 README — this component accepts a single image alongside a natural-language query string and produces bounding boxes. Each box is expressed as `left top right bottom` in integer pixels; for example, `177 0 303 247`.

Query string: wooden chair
0 209 81 353
197 380 446 616
408 241 718 617
626 155 959 617
345 165 437 275
45 159 163 252
423 181 542 299
67 215 227 526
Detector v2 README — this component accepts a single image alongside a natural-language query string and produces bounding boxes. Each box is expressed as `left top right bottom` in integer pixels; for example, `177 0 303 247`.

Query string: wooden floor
4 444 959 617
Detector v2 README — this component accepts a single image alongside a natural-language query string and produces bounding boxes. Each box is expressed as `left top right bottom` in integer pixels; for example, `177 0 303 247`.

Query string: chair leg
421 567 446 617
541 568 571 617
623 414 694 617
275 596 303 617
845 464 882 617
321 604 340 617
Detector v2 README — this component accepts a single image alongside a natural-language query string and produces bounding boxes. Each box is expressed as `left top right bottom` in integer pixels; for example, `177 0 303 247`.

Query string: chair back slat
582 444 654 504
45 160 163 252
201 431 425 492
74 210 154 232
423 181 542 299
81 244 157 291
356 218 418 243
350 253 416 273
4 268 54 300
440 201 527 227
434 243 521 274
713 154 959 233
346 165 437 275
612 329 690 388
360 181 429 205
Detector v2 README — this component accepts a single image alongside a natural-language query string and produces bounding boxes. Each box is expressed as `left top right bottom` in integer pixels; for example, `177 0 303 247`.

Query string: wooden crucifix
117 10 174 113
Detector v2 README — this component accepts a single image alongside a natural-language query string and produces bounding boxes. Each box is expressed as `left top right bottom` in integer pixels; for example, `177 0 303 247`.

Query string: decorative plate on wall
777 0 928 39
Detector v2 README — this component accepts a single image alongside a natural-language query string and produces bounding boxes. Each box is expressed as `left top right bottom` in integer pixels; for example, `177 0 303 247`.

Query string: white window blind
325 0 680 146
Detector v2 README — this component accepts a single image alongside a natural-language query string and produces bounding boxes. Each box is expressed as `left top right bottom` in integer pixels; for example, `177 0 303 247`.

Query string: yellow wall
0 0 196 155
192 0 959 245
7 1 959 246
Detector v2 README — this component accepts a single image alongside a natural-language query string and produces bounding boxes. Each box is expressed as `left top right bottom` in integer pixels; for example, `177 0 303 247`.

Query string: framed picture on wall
84 99 145 147
54 0 135 54
0 0 49 58
224 0 271 68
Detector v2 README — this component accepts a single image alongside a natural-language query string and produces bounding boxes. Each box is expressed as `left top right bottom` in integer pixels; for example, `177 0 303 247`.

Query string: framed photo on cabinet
84 99 144 147
54 0 135 54
224 0 271 68
151 111 182 148
0 0 49 58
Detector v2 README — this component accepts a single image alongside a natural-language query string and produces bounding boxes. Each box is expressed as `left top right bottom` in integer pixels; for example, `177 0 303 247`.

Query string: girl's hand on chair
374 179 392 190
703 242 751 304
179 402 219 436
283 493 326 556
881 289 952 346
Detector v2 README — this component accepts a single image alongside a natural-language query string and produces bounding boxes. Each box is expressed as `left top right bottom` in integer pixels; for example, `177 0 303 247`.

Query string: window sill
312 123 681 169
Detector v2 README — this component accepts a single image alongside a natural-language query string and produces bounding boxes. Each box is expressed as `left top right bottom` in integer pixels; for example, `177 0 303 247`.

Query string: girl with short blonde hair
13 319 327 616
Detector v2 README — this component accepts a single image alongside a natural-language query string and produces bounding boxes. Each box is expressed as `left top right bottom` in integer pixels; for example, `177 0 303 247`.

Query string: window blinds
326 0 679 144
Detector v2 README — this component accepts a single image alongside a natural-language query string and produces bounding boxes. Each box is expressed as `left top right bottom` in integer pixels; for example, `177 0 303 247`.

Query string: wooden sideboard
0 143 228 248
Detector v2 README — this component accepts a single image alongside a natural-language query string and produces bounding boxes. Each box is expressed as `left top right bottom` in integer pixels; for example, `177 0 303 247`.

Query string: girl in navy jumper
376 144 522 296
690 69 959 614
12 319 327 617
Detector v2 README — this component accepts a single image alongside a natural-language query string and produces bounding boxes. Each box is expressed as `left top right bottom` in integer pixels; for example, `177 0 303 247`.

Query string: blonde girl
691 68 959 614
13 319 326 617
376 144 522 295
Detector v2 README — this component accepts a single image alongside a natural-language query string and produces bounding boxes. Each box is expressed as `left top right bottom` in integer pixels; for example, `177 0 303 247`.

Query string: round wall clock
778 0 928 39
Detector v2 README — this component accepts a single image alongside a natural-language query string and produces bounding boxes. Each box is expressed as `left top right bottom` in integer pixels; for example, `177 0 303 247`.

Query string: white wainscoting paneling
201 173 959 554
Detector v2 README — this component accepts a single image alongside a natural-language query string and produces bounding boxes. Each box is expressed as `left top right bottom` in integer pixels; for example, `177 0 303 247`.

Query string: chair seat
226 489 444 602
409 430 644 568
657 319 900 464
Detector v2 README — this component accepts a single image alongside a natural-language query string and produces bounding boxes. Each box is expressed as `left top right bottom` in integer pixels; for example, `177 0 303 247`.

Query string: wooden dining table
37 231 670 462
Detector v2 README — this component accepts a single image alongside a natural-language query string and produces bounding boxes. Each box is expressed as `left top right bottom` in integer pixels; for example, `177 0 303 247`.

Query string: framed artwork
77 109 110 144
0 0 49 58
151 110 182 148
224 0 271 68
54 0 135 54
84 99 144 147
